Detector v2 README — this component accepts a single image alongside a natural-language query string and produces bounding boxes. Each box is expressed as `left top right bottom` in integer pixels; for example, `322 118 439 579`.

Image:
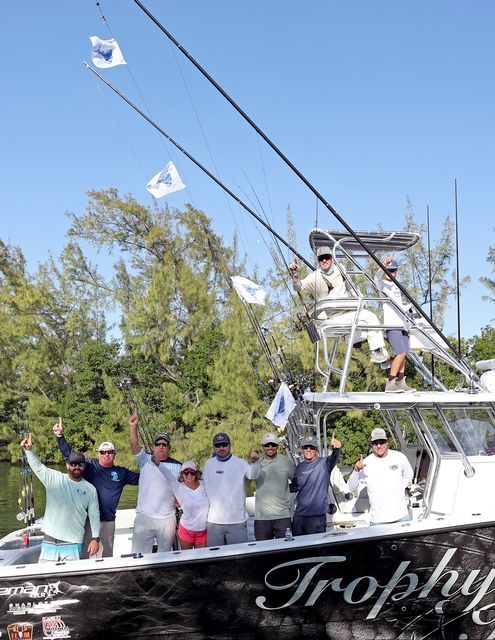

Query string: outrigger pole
131 0 471 370
84 62 320 349
84 63 311 271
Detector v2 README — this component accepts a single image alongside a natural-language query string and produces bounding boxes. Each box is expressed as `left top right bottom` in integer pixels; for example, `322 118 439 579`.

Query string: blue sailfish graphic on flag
266 382 296 428
90 36 127 68
231 276 266 305
146 161 186 199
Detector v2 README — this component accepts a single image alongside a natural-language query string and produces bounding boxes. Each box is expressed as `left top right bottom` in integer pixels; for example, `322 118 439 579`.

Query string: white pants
131 512 176 554
320 309 385 351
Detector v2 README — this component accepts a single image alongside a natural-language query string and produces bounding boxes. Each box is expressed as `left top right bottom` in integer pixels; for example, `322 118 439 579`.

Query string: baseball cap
386 259 399 271
316 245 332 258
370 428 388 442
98 441 115 452
212 432 230 445
154 433 170 444
300 435 319 448
261 432 279 445
180 460 198 472
68 451 86 464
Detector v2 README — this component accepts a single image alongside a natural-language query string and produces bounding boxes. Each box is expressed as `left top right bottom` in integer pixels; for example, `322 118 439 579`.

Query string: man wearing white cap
348 428 413 525
254 433 295 540
289 246 389 365
53 419 139 557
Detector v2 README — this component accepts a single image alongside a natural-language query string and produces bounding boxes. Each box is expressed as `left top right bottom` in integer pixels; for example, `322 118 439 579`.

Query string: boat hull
2 522 495 639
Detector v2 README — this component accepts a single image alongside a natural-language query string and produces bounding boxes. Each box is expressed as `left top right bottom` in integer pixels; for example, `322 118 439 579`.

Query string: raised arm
53 417 72 459
347 455 366 494
22 433 52 486
245 450 261 480
129 410 141 456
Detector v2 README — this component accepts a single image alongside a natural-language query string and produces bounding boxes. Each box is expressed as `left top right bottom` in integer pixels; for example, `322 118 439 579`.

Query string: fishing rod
16 400 35 527
84 63 311 271
85 63 319 346
131 1 470 369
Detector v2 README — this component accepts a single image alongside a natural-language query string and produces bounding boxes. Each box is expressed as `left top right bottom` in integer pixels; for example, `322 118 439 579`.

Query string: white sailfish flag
146 161 186 198
90 36 127 68
231 276 266 306
265 382 296 429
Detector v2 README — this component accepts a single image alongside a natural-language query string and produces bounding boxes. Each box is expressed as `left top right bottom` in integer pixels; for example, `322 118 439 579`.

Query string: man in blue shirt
53 419 140 557
291 433 341 536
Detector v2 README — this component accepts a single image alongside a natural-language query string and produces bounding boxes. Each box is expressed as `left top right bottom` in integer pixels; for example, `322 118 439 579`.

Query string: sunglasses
262 443 279 448
318 255 332 262
154 442 170 447
69 462 86 468
182 469 196 476
214 443 229 448
372 439 387 445
302 445 317 450
99 450 115 455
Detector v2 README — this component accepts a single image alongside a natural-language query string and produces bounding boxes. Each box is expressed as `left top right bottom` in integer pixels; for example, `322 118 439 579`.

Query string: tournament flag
265 382 297 429
90 36 127 68
231 276 267 306
146 161 186 198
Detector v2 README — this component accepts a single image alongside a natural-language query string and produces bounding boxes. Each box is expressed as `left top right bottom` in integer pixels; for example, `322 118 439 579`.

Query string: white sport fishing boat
2 228 495 640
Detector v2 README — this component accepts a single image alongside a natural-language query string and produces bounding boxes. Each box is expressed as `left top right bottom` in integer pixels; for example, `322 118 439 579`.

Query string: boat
2 227 495 640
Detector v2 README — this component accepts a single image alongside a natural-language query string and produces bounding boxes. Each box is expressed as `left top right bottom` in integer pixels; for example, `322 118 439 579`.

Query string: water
0 461 138 539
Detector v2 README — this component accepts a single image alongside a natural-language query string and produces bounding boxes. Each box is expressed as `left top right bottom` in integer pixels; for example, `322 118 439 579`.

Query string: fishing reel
294 313 320 344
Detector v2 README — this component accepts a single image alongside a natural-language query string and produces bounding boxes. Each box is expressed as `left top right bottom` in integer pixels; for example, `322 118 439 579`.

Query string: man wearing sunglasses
53 418 140 558
203 432 260 546
129 411 182 554
21 432 100 562
348 428 413 525
289 245 389 366
254 432 295 540
291 433 342 536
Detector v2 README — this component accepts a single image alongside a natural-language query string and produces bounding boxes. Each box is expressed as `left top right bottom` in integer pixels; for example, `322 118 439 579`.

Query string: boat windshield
420 407 495 456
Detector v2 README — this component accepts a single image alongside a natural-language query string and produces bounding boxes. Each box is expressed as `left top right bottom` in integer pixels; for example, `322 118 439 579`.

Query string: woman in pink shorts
157 460 209 549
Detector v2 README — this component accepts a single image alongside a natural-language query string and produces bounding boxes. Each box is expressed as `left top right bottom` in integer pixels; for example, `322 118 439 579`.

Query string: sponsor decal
7 622 33 640
42 616 71 639
0 582 62 599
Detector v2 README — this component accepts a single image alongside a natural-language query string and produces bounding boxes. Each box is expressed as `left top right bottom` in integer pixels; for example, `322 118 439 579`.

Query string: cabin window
445 408 495 456
419 409 458 454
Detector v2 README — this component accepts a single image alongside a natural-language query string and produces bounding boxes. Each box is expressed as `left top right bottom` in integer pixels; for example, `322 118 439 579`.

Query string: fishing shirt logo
110 470 119 482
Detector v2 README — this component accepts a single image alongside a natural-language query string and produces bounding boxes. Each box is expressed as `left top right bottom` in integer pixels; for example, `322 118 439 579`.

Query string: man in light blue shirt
22 432 100 562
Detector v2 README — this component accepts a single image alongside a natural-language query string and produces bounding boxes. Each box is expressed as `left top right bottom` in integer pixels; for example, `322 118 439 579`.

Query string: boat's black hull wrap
2 525 495 639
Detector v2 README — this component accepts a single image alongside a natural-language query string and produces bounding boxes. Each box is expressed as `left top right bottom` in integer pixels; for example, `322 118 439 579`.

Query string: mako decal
0 582 62 600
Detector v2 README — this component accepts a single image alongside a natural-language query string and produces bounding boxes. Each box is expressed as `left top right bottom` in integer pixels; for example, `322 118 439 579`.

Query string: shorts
178 523 207 545
387 329 410 356
39 536 83 563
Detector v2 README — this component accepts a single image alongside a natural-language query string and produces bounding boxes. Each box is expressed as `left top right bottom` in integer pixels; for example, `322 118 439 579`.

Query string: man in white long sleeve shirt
348 428 413 525
203 432 260 546
290 245 389 365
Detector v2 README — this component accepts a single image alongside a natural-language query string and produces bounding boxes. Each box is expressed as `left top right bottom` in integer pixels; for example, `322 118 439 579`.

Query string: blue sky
1 1 494 338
